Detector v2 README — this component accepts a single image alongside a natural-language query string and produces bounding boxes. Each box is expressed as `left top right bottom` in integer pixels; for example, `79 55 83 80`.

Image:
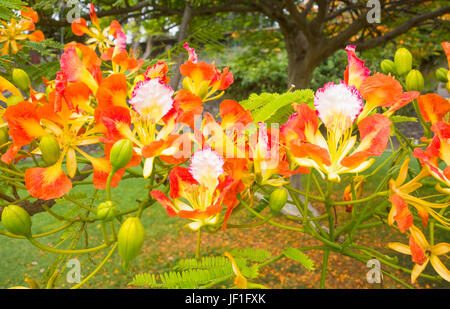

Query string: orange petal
409 233 427 265
28 30 44 42
90 157 125 189
418 94 450 124
180 61 216 83
96 74 128 109
21 7 38 23
359 73 403 108
71 18 89 36
25 164 72 200
220 100 253 129
389 194 413 232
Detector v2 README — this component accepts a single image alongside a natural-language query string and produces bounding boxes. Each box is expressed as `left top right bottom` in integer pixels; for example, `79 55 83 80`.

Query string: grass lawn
0 151 449 289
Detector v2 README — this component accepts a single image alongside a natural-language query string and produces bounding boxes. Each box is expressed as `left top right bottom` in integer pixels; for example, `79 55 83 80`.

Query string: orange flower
417 94 450 125
71 3 121 53
388 225 450 283
0 7 44 55
388 158 449 229
151 149 235 230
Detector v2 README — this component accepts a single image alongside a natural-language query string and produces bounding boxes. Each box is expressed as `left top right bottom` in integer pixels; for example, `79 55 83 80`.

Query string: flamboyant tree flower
388 225 450 283
388 158 450 230
100 28 144 75
0 7 44 55
414 121 450 194
72 3 121 53
344 45 371 89
97 74 189 178
281 87 391 182
180 42 233 102
151 148 235 230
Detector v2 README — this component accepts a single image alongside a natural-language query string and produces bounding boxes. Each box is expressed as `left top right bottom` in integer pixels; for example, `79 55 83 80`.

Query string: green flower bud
436 68 449 83
6 95 23 106
394 48 412 75
118 217 145 270
380 59 396 75
405 69 424 92
0 127 9 146
39 135 60 166
269 188 288 214
97 201 118 222
1 205 32 237
110 139 133 172
12 69 31 92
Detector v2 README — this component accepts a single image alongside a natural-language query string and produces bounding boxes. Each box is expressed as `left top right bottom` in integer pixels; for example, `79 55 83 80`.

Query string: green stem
70 243 118 289
28 237 108 255
320 250 330 289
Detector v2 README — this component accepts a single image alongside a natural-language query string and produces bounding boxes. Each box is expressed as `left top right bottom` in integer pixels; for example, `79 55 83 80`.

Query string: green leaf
283 247 315 271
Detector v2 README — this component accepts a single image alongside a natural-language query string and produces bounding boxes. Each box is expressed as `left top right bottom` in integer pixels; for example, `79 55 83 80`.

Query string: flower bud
118 217 145 270
1 205 32 237
0 127 9 146
110 139 133 172
436 68 449 83
394 48 412 75
39 135 60 166
6 95 22 106
405 69 424 92
12 69 31 92
269 188 288 214
97 201 118 222
380 59 396 75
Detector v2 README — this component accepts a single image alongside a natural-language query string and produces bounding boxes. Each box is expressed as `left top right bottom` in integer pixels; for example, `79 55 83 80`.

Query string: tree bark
169 0 194 91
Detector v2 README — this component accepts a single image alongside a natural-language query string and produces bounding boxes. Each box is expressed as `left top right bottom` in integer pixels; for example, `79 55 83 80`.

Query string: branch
356 5 450 51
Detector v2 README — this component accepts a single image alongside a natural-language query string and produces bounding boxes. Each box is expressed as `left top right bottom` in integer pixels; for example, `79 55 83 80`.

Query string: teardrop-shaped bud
405 69 424 92
436 68 449 83
109 139 133 172
40 135 60 166
269 188 288 214
12 69 31 92
394 48 412 75
380 59 396 75
1 205 32 237
118 217 145 270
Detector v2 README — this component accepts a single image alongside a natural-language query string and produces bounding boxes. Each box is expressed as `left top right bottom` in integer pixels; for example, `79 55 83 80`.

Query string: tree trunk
170 1 194 90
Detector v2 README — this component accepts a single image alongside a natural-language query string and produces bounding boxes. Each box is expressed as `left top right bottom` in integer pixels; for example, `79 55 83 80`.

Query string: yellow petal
431 243 450 256
409 225 430 249
430 255 450 282
66 148 77 178
387 242 411 255
411 259 429 284
395 158 410 187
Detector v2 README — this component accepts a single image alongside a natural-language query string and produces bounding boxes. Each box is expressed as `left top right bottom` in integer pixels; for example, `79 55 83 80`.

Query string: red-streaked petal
289 139 331 166
344 45 370 89
145 61 170 84
168 166 197 199
341 114 391 168
25 164 72 200
150 190 177 217
96 74 128 109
